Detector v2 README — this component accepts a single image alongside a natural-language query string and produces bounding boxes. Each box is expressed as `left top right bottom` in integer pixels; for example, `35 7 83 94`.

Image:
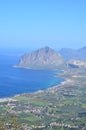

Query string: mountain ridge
59 46 86 60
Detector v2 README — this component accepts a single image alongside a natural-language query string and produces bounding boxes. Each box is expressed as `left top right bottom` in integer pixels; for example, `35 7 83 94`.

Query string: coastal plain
0 67 86 130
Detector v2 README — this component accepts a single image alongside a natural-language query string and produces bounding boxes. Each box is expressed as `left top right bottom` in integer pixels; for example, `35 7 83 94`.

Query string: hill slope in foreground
16 46 65 69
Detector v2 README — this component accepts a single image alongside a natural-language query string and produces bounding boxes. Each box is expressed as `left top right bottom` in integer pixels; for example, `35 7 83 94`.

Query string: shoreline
0 77 73 102
0 68 74 102
47 78 73 92
0 69 64 99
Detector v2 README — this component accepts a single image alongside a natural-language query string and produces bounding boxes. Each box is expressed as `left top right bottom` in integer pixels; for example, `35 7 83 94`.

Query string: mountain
59 46 86 60
16 47 65 69
59 48 77 59
77 46 86 60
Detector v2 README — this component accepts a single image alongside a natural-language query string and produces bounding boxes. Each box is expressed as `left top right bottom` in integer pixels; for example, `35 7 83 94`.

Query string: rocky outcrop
16 47 65 69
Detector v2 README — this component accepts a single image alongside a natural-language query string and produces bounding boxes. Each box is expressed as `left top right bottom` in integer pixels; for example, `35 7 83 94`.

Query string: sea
0 54 64 98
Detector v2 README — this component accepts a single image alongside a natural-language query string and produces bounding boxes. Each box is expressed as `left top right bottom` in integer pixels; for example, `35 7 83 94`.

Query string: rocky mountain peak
16 47 65 69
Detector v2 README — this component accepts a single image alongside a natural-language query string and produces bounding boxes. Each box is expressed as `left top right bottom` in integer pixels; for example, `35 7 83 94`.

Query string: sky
0 0 86 52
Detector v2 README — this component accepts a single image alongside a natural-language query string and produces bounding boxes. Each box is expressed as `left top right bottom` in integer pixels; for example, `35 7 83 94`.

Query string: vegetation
0 67 86 129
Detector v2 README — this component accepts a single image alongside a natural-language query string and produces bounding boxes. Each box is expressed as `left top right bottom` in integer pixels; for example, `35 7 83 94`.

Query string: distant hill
16 47 65 69
59 46 86 60
59 48 77 60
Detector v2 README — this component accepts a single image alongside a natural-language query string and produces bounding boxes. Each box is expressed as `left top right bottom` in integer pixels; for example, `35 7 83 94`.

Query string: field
0 67 86 129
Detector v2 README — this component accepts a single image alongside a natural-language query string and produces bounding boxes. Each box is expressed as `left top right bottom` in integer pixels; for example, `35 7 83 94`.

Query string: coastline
0 67 75 102
0 75 73 102
47 78 74 93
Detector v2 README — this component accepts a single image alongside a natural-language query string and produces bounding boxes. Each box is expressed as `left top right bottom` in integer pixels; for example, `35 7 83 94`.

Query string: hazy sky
0 0 86 51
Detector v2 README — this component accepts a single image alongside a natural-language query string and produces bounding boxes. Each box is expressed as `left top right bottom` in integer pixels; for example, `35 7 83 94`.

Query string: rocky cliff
16 47 65 69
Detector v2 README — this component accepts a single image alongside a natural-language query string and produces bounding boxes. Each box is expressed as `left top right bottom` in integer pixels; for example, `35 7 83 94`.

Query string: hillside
59 46 86 60
16 47 65 69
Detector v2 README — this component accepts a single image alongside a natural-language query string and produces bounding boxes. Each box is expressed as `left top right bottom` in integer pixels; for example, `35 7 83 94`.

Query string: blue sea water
0 55 64 98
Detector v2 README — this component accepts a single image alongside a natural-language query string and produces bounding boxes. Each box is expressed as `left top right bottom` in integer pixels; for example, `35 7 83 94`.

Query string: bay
0 55 64 98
